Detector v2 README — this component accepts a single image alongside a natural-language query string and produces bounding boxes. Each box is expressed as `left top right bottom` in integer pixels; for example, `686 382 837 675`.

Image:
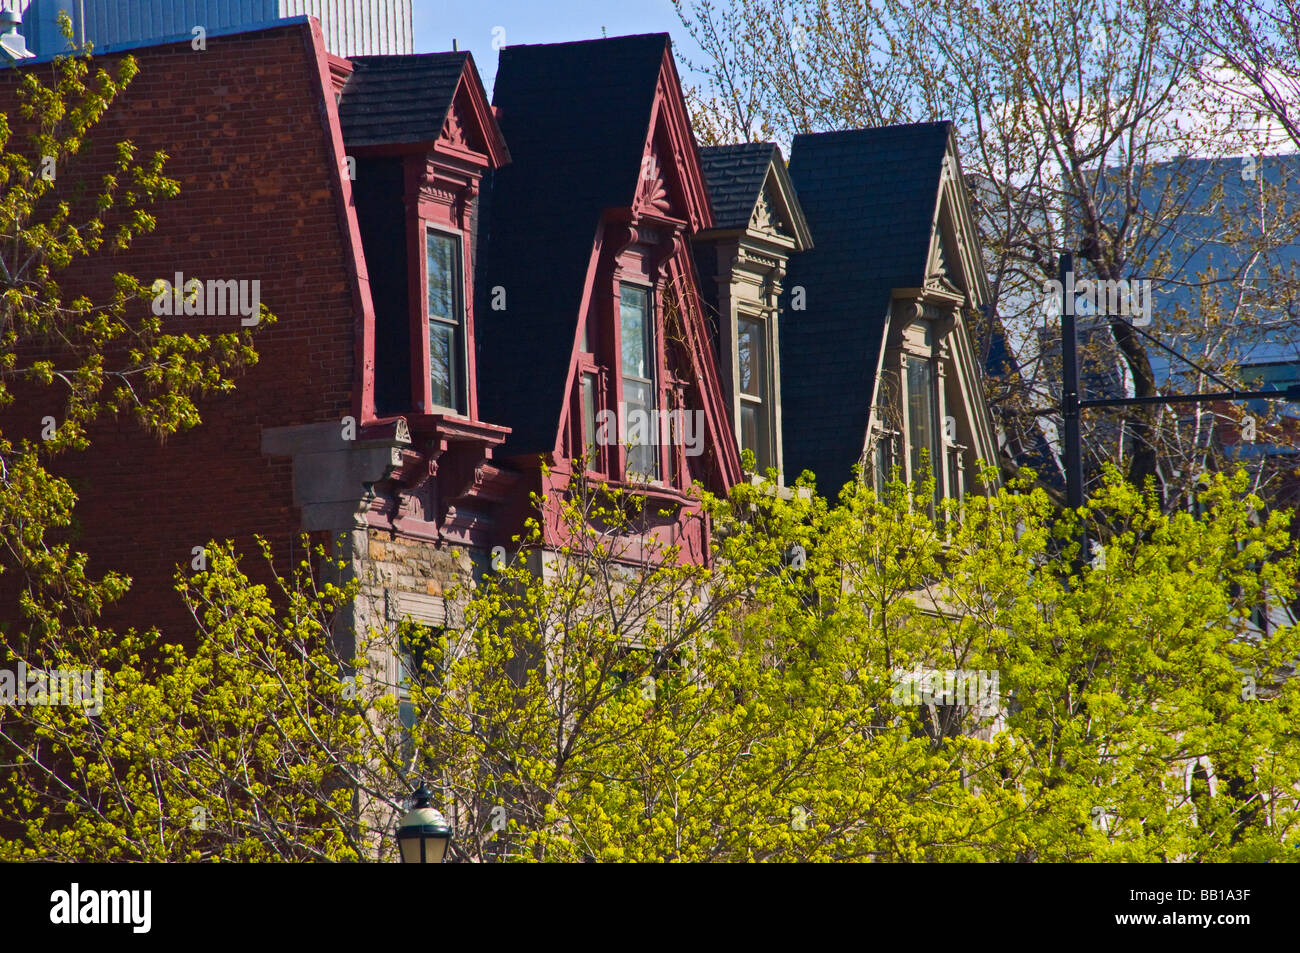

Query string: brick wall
0 23 361 644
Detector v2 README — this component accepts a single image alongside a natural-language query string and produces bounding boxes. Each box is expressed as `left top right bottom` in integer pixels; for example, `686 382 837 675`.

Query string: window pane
619 285 657 480
737 317 765 399
620 286 650 378
624 378 658 479
427 232 458 324
907 358 938 483
740 403 759 459
875 433 894 493
581 372 598 461
427 230 462 413
430 322 457 411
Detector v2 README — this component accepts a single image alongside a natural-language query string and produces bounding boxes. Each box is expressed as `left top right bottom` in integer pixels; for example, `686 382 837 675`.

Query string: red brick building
0 18 1003 662
0 21 752 653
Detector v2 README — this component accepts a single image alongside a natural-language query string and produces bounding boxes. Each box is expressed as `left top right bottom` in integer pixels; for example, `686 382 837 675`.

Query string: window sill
406 412 511 451
562 470 698 516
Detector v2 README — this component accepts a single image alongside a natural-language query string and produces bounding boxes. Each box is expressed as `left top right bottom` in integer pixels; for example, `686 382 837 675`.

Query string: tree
0 541 378 861
1173 0 1300 155
5 466 1296 861
675 0 1300 510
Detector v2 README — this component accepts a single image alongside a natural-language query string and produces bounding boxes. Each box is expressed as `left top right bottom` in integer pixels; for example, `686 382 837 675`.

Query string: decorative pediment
441 103 468 149
924 195 968 299
430 57 510 168
740 159 812 251
627 54 714 231
925 229 963 296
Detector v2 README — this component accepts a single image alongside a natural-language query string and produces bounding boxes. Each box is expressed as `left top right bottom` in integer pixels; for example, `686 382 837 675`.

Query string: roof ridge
501 32 670 52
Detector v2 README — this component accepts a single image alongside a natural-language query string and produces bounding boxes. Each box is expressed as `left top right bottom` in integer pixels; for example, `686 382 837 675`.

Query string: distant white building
7 0 411 58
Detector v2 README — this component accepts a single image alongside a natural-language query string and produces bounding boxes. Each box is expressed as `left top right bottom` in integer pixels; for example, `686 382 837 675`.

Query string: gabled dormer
339 51 508 428
336 51 514 544
478 34 742 562
694 143 813 484
781 123 1000 499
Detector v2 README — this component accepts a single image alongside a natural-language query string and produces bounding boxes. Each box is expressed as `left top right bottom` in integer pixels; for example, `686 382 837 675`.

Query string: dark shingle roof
780 121 953 495
338 52 468 147
698 143 779 229
477 34 670 455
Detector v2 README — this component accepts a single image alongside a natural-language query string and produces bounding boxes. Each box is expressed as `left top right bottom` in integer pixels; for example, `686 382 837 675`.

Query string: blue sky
411 0 707 92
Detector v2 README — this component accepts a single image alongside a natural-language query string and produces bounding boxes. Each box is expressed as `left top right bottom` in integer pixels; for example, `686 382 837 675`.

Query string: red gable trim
544 39 738 495
300 20 380 425
645 45 714 233
661 252 743 490
447 51 511 169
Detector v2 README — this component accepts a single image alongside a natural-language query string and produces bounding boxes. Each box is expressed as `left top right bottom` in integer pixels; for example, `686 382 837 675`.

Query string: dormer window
879 306 976 509
426 228 466 415
339 49 508 428
693 142 812 486
578 273 694 487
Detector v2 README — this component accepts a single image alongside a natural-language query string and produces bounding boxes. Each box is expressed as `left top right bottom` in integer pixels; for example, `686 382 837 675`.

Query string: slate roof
698 143 779 230
780 121 954 495
476 34 671 455
338 52 469 147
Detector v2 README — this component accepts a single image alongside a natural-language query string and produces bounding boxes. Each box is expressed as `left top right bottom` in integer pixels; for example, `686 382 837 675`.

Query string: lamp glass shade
397 805 451 864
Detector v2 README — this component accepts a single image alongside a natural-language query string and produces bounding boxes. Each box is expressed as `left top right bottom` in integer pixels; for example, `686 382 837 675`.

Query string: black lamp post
1056 251 1300 512
396 786 452 863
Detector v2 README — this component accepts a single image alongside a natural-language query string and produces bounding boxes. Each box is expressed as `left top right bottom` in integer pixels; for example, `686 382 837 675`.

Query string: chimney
0 8 34 62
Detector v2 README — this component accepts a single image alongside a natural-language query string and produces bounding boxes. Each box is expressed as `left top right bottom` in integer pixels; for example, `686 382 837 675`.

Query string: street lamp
1056 251 1300 510
396 786 452 863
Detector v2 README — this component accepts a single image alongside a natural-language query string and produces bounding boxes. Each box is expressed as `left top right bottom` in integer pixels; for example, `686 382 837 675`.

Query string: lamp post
396 786 452 864
1056 252 1300 512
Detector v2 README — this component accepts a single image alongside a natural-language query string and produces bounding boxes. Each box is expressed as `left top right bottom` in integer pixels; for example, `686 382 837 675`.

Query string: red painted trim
651 46 714 232
300 20 379 425
664 251 743 488
553 226 609 457
325 52 354 96
406 154 484 418
512 44 740 568
546 45 741 500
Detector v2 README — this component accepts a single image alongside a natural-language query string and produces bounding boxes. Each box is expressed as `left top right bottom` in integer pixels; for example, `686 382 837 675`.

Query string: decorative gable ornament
441 105 468 149
749 186 791 239
635 155 674 216
925 228 964 297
